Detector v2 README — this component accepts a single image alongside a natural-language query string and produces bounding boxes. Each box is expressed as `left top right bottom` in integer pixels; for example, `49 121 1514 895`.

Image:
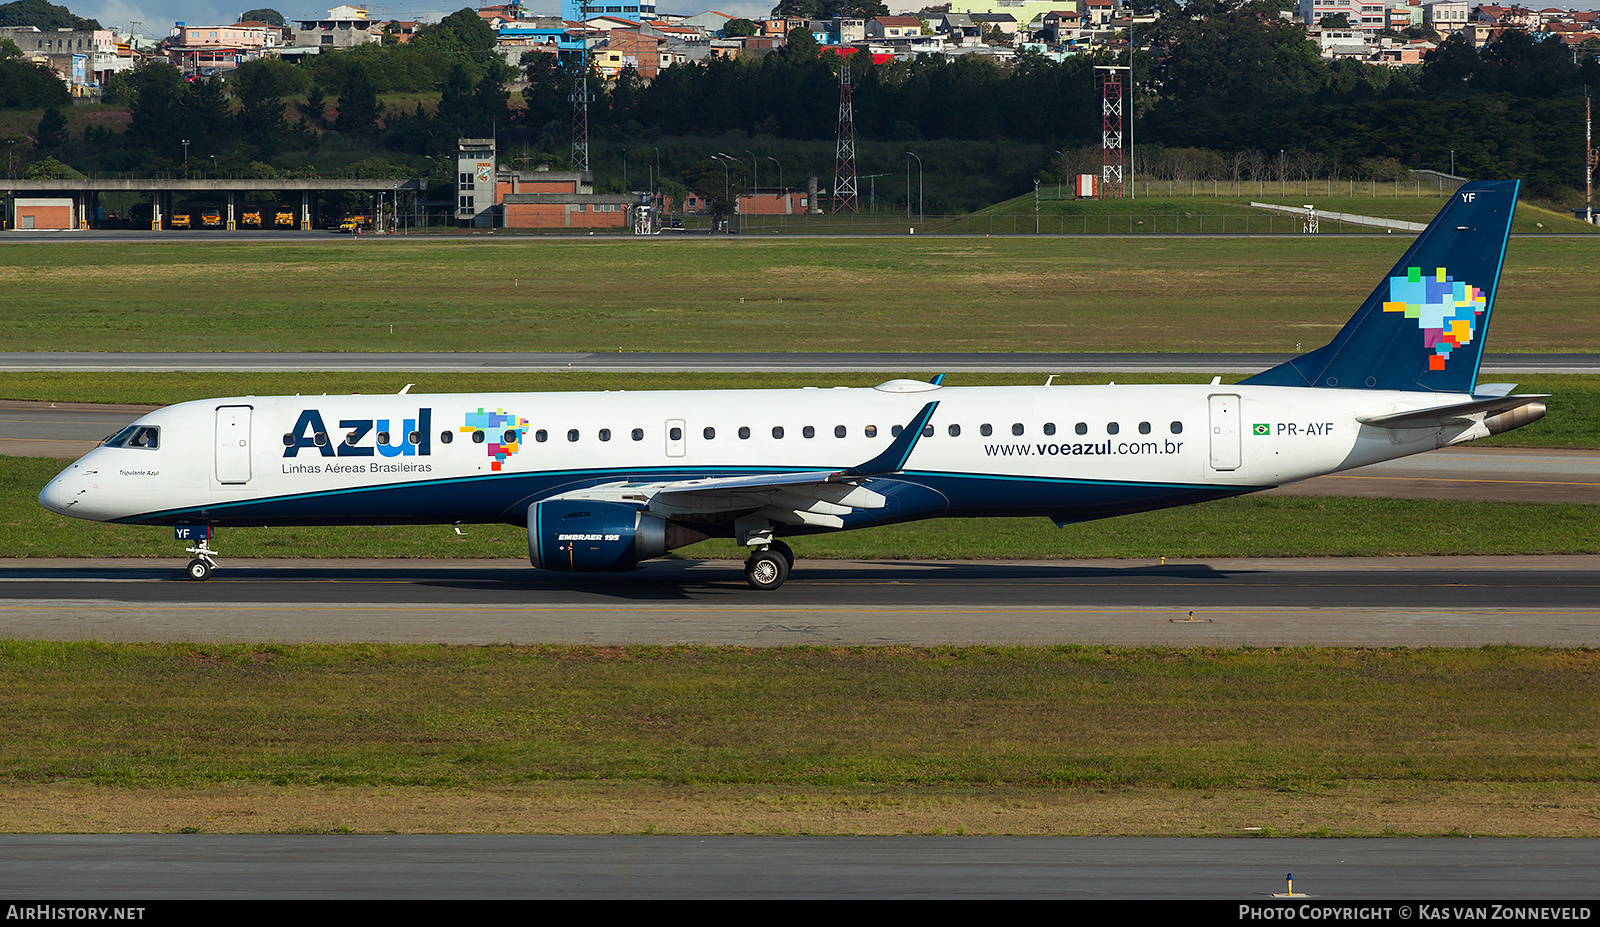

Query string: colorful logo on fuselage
1382 266 1487 372
462 408 530 471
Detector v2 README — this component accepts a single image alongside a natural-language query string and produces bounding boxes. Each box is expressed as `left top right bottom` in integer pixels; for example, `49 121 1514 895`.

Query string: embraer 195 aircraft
40 180 1547 590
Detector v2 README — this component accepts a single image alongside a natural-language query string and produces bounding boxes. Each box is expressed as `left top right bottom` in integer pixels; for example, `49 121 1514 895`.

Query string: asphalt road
1 834 1594 899
3 557 1597 647
1 350 1597 373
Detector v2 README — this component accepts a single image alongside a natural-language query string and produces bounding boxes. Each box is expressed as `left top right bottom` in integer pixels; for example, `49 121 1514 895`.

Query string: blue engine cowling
528 500 669 572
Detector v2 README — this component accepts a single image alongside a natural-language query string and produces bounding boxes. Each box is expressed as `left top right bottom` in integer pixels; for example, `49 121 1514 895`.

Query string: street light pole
767 156 783 229
745 149 758 223
906 151 922 226
713 153 733 233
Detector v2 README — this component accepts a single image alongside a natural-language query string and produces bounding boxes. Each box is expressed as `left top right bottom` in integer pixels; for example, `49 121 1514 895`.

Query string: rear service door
1208 394 1241 472
215 405 253 484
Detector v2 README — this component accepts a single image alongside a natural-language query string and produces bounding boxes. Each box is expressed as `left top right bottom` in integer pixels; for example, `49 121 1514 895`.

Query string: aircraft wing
544 401 938 528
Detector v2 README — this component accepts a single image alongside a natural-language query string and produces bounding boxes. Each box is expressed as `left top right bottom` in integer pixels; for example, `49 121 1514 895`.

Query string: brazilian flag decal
1253 423 1271 436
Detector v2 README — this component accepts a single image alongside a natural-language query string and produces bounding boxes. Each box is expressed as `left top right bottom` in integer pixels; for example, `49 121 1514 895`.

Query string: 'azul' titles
283 408 432 458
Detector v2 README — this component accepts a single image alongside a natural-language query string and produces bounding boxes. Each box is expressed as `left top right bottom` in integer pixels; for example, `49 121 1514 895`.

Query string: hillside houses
5 0 1599 98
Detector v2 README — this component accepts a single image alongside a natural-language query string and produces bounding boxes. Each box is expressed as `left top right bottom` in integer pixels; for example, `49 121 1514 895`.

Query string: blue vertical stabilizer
1240 179 1519 394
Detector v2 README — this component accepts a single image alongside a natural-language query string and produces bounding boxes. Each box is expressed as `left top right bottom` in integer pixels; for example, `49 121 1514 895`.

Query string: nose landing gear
180 530 218 581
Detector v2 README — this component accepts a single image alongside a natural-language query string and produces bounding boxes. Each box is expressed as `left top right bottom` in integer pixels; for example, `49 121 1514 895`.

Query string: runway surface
1 834 1594 898
3 557 1597 647
1 350 1596 373
5 400 1597 503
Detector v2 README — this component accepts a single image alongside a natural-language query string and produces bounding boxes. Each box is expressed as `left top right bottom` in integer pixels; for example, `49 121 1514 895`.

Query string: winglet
838 401 938 478
929 374 945 385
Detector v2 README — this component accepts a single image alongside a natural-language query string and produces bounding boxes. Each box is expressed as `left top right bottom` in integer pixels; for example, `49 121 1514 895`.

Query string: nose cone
39 468 79 516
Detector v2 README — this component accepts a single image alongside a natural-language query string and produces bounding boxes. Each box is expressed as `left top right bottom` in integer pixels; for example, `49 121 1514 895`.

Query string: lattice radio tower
569 4 595 173
1095 66 1128 199
833 63 858 214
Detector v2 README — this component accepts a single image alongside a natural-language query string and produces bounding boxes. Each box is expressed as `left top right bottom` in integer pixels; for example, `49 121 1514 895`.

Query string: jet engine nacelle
527 499 716 572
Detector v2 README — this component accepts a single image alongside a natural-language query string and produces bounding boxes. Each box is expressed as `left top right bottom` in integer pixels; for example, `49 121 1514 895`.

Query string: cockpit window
104 425 160 450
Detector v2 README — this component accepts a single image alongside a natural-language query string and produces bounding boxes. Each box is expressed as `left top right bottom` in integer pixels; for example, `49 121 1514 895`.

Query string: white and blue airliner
40 180 1545 589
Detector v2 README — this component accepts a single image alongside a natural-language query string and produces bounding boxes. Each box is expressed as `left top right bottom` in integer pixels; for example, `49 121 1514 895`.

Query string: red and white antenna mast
833 61 858 214
1095 65 1129 200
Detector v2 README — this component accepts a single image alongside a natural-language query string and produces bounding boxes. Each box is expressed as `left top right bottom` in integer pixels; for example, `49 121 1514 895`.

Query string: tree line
7 1 1600 205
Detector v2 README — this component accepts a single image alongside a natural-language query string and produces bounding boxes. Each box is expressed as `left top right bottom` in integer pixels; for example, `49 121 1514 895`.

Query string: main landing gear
744 539 794 591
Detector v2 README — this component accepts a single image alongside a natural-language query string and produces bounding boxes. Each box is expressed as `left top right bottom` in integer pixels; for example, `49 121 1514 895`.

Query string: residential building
164 21 273 73
0 26 125 88
1423 0 1469 35
291 7 384 49
561 0 659 24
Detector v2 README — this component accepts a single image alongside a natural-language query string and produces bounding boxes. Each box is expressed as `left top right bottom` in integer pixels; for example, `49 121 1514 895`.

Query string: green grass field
2 236 1596 354
0 641 1593 835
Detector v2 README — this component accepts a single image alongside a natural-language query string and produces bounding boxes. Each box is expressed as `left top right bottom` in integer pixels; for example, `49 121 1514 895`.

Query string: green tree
235 58 306 152
238 8 285 26
22 155 82 178
335 61 382 133
0 0 100 30
1155 0 1324 103
724 18 758 37
0 56 69 107
682 157 750 227
1318 12 1350 28
33 106 67 151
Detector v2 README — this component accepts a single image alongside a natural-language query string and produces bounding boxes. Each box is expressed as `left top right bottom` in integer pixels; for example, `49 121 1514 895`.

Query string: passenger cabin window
835 425 847 438
439 431 454 444
377 431 391 445
1075 423 1087 435
567 429 579 442
1171 422 1183 435
948 424 960 437
772 426 784 439
980 424 992 436
473 431 486 444
1012 423 1024 436
632 428 644 441
1139 422 1151 435
739 426 751 439
922 425 934 437
599 429 612 442
534 430 547 443
803 426 815 438
891 425 903 437
865 425 877 437
670 426 683 441
1107 423 1120 435
704 427 716 440
1043 423 1056 436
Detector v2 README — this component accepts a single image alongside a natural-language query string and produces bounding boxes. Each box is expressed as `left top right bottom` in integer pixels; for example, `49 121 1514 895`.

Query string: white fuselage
39 380 1466 532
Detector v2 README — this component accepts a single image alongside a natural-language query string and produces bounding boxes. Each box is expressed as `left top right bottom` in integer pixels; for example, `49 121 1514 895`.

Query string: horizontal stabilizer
1358 394 1548 428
